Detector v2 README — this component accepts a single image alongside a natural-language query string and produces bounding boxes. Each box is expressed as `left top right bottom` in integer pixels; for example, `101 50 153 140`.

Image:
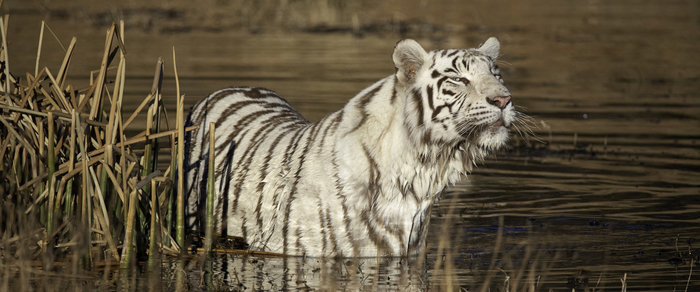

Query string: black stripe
318 201 328 255
194 88 244 125
407 205 432 256
442 89 456 96
330 151 357 256
397 177 420 203
390 75 398 104
360 210 391 255
432 104 450 120
426 85 434 111
317 110 342 155
346 81 384 134
444 68 457 74
245 87 273 99
240 210 247 241
288 122 324 199
254 125 296 231
193 88 254 125
213 100 265 128
295 226 306 256
339 197 357 257
371 209 403 254
254 124 306 250
228 116 300 215
216 101 295 129
327 109 343 137
219 109 279 213
218 102 305 157
362 144 380 198
412 89 424 127
214 138 236 237
283 117 328 254
280 126 312 255
215 113 295 180
422 130 432 145
325 205 339 256
436 76 448 90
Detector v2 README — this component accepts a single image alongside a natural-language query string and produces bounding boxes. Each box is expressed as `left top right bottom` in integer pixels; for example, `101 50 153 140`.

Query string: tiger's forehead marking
429 49 494 73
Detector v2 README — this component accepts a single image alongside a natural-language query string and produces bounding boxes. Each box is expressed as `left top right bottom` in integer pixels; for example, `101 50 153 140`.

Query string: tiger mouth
491 119 505 128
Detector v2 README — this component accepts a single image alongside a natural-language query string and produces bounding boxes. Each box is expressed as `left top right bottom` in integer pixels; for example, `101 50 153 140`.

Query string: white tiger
185 37 517 258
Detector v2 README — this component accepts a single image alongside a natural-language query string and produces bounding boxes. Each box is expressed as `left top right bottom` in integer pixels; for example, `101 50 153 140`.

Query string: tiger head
393 37 515 152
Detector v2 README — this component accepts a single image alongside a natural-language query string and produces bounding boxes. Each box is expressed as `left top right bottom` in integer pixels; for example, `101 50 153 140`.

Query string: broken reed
0 18 206 272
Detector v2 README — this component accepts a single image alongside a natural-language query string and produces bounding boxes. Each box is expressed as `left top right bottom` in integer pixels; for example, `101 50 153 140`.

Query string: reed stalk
152 69 163 182
55 37 76 90
76 110 92 268
165 135 177 248
148 180 158 272
204 122 216 255
174 47 185 250
100 56 124 223
0 15 211 290
46 112 56 237
35 21 44 78
84 25 115 118
65 110 76 217
141 59 163 197
118 102 127 222
120 188 137 269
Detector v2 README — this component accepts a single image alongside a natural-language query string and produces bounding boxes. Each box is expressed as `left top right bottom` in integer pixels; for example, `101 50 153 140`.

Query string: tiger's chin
475 122 509 151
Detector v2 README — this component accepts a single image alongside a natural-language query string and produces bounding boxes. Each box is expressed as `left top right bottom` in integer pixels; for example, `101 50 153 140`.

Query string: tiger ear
393 39 428 84
478 37 500 59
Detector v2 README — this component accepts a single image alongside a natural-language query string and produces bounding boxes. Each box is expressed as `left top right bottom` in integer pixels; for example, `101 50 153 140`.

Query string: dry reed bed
0 16 198 276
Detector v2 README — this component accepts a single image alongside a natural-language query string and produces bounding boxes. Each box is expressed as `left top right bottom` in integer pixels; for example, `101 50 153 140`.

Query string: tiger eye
451 77 469 84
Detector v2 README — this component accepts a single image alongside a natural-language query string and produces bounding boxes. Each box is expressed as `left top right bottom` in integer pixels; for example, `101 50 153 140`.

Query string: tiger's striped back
185 37 522 257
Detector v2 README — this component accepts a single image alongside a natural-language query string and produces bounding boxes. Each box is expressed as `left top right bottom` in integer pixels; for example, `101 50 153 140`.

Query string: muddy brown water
5 0 700 290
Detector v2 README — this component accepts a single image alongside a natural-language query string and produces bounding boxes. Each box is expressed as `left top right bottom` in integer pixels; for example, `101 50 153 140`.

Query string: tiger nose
487 95 512 109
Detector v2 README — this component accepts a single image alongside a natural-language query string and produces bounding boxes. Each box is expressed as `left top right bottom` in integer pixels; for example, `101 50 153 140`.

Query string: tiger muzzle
488 95 512 109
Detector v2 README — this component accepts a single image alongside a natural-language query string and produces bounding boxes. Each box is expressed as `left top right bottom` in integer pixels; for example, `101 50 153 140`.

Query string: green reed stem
142 138 152 192
174 47 185 250
120 188 137 269
148 180 158 272
165 136 177 247
140 59 162 220
65 110 76 217
204 122 216 256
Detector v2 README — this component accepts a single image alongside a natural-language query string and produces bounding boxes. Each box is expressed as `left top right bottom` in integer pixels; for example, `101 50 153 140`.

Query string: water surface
5 0 700 290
